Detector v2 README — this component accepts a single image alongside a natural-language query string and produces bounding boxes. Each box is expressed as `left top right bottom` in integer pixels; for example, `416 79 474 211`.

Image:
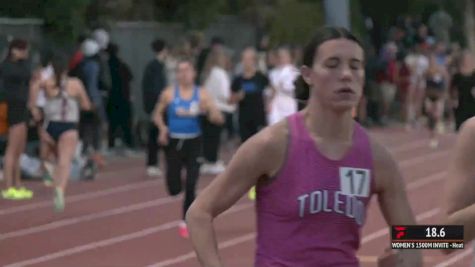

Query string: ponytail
294 74 310 110
51 54 67 91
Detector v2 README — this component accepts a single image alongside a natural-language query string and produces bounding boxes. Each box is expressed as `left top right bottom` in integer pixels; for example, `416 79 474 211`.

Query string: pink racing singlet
255 112 376 267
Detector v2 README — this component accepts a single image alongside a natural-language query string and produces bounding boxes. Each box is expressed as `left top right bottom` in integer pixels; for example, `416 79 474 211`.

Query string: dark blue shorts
46 121 78 142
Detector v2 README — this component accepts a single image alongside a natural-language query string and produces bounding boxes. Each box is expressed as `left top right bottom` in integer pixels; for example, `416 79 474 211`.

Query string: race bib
339 167 371 197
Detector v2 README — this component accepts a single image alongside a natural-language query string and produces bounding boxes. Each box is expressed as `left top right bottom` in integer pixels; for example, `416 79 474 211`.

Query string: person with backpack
70 39 107 172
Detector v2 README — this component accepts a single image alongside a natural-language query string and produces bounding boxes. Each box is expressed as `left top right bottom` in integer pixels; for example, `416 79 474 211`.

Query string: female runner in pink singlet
186 26 422 267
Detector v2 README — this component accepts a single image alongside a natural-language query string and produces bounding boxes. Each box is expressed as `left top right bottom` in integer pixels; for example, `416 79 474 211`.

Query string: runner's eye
325 58 340 68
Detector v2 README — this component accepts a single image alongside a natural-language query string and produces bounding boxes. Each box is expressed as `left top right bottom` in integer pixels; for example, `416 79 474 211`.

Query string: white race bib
339 167 371 197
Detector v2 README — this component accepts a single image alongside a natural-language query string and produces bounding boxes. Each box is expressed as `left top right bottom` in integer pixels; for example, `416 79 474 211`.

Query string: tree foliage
42 0 91 44
0 0 91 44
172 0 227 29
350 0 368 44
0 0 472 49
89 0 227 30
267 0 324 45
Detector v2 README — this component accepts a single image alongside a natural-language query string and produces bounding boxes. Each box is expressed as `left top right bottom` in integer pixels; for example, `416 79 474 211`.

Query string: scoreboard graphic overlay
391 225 464 249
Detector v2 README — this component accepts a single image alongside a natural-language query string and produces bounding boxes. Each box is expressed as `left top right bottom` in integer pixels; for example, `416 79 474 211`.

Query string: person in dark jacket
142 39 167 176
1 39 34 200
106 43 134 152
195 36 224 85
78 39 107 168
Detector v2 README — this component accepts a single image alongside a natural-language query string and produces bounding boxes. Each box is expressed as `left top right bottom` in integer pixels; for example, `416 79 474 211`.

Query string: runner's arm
444 118 475 243
28 78 42 121
72 78 91 111
28 77 40 110
152 87 171 133
372 139 422 267
229 91 244 104
200 88 224 125
229 77 244 104
186 123 287 267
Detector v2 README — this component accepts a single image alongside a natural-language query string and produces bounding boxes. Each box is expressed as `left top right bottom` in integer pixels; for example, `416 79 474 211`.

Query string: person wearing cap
78 38 107 169
92 28 112 98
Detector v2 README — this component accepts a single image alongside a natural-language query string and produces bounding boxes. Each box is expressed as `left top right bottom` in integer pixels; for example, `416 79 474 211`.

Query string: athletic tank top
426 72 445 91
167 85 201 139
255 112 375 267
43 81 80 123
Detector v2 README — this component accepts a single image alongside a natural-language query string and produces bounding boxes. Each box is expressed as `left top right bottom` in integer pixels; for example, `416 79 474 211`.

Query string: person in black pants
71 39 107 170
230 47 269 143
1 39 34 200
451 50 475 131
107 43 134 152
142 39 168 176
200 48 234 174
153 59 224 238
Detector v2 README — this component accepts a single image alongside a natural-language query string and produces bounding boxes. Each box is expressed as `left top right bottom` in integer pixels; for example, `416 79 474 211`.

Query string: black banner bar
391 225 464 241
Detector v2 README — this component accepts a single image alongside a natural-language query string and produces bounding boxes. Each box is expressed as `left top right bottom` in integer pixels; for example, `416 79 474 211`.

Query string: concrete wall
0 17 44 64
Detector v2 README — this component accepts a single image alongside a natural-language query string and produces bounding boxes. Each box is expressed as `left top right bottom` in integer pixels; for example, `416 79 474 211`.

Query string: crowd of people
362 13 475 148
0 29 136 207
0 28 307 217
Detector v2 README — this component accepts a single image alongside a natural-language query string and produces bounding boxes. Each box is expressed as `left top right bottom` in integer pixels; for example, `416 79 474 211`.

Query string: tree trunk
464 0 475 56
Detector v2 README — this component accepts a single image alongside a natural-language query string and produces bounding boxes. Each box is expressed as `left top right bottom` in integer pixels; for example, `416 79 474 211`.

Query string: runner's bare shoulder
161 86 174 102
242 119 290 181
368 135 399 194
459 117 475 135
454 117 475 166
67 77 85 95
449 116 475 180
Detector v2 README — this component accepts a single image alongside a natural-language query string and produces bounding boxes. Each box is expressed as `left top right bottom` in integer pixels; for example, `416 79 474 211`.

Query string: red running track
0 127 473 267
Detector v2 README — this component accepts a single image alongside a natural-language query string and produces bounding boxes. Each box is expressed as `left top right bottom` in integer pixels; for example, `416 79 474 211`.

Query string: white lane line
0 196 177 240
3 203 253 267
0 179 160 216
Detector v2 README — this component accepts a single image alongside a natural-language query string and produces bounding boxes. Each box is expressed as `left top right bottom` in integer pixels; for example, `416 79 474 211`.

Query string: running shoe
43 172 54 187
200 162 225 175
436 122 446 134
82 159 96 181
16 187 33 199
200 163 211 175
54 187 65 212
178 221 189 239
146 166 162 177
91 153 106 169
43 162 54 187
208 161 225 175
2 187 33 200
429 139 439 149
2 187 18 200
248 186 256 201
